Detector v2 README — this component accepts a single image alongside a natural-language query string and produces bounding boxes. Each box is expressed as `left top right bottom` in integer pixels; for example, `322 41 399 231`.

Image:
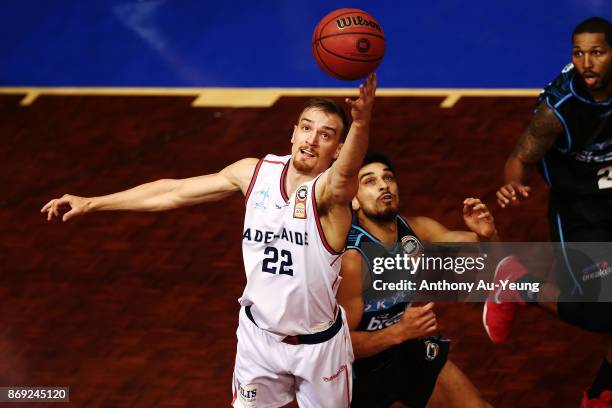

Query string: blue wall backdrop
1 0 610 88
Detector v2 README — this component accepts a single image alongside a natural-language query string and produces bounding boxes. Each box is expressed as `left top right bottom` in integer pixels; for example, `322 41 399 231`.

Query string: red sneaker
580 388 612 408
482 256 528 343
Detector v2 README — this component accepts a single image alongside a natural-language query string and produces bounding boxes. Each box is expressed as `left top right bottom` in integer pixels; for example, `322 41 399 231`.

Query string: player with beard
337 151 496 408
41 75 377 407
483 17 612 406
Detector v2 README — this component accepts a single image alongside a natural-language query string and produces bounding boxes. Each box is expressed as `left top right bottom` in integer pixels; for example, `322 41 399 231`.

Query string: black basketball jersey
536 64 612 196
346 216 423 332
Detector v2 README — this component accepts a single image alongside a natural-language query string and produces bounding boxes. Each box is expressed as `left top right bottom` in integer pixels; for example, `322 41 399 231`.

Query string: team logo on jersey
400 235 423 256
293 186 308 219
237 382 258 408
424 340 439 361
561 62 574 74
253 184 271 210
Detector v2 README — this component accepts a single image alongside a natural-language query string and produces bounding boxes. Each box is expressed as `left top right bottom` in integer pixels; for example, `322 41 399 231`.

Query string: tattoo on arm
511 100 563 163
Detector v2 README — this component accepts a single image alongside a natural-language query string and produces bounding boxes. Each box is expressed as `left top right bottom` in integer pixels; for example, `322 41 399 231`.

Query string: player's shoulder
347 222 378 249
243 154 290 184
405 215 437 230
538 63 575 106
261 153 291 165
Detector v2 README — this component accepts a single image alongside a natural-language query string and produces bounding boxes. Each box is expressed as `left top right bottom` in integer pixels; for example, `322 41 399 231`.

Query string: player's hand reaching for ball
496 181 531 208
393 302 438 343
345 72 377 126
41 194 90 222
463 198 498 240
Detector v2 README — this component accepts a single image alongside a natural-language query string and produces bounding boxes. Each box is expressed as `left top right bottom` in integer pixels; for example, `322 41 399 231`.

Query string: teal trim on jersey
351 224 381 244
569 79 612 107
397 216 411 230
541 157 552 185
350 218 407 254
346 245 371 269
554 92 573 109
354 233 364 248
556 213 584 296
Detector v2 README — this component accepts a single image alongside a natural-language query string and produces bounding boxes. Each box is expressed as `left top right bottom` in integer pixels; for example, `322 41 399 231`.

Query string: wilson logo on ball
356 38 371 53
336 15 382 32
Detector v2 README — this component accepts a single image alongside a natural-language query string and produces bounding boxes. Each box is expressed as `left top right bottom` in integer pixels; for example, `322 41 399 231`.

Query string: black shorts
351 337 450 408
548 193 612 332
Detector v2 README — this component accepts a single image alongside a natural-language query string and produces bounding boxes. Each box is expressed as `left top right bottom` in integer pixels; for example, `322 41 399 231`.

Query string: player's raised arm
497 100 563 208
408 198 498 243
319 73 377 206
41 158 259 222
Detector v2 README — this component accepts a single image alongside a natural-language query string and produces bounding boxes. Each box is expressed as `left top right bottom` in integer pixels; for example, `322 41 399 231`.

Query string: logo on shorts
322 364 346 382
424 340 439 361
237 382 258 407
293 186 308 219
401 235 423 256
581 260 612 281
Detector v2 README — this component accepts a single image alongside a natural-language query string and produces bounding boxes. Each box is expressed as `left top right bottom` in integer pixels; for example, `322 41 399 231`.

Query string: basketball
312 8 385 80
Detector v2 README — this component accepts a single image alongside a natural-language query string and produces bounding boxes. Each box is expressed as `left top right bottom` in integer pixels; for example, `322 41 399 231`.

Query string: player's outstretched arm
313 74 376 252
319 73 377 206
337 250 438 359
497 100 562 208
408 198 498 243
41 158 258 222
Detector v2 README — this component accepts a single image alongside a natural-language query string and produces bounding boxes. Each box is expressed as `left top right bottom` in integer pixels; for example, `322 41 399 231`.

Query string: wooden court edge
0 87 541 109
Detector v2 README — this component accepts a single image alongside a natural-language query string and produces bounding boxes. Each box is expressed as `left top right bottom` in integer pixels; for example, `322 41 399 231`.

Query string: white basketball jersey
240 154 343 337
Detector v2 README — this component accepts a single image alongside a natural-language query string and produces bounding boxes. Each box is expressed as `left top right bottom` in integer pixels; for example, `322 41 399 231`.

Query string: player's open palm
345 72 377 125
463 198 496 239
395 302 438 342
41 194 89 222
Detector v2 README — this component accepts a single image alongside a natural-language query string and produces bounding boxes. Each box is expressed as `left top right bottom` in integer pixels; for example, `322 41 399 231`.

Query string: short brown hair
300 98 350 141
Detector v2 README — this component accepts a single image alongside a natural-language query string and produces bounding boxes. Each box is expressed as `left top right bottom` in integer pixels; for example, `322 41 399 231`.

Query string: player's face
353 162 399 221
291 108 344 174
572 33 612 91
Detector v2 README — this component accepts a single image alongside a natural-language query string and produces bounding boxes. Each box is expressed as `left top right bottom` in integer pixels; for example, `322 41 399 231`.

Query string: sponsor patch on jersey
424 340 440 361
293 186 308 219
237 382 258 408
365 310 403 331
400 235 423 256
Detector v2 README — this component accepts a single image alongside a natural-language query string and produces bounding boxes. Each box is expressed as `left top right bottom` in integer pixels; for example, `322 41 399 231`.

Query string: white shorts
231 307 354 408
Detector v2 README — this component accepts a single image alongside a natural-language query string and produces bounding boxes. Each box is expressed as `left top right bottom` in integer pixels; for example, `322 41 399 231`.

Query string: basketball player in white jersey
41 73 377 407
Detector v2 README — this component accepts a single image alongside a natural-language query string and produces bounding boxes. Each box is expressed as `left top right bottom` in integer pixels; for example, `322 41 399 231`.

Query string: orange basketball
312 8 385 80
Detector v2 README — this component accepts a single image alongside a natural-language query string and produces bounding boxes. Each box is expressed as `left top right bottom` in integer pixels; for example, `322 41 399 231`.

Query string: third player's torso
538 64 612 197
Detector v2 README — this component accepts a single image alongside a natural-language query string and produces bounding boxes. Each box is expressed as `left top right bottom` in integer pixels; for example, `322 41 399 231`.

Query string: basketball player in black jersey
483 17 612 406
337 151 495 408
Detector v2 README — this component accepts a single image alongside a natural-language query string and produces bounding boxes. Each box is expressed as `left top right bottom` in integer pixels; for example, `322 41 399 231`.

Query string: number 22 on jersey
262 247 294 276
